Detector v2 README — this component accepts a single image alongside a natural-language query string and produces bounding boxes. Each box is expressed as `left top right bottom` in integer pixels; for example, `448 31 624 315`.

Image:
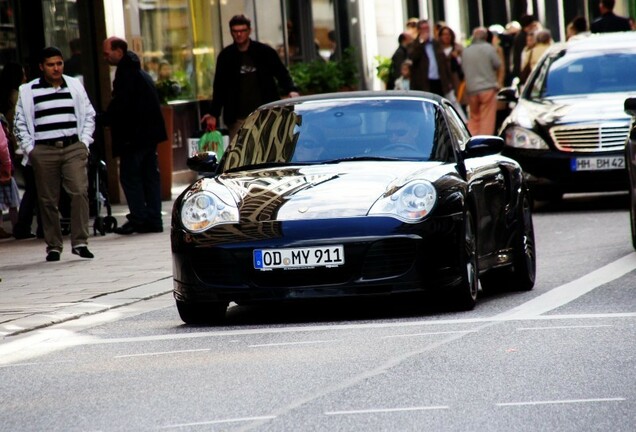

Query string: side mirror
187 152 218 174
463 135 504 158
497 86 518 103
625 98 636 117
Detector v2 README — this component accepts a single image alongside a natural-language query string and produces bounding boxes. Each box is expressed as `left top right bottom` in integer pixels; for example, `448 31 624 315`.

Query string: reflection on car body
623 97 636 250
499 32 636 201
171 91 536 324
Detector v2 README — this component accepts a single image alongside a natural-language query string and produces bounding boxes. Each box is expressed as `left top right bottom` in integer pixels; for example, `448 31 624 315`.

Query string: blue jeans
119 144 162 227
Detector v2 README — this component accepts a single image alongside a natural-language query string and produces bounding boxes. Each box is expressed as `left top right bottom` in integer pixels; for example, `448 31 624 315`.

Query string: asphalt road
1 192 635 431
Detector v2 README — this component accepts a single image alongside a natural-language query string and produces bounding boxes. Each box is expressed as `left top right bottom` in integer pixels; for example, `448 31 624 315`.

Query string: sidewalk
0 185 188 338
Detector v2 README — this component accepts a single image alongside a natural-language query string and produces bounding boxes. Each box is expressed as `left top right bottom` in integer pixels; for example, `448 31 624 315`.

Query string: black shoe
46 250 61 262
138 224 164 233
72 246 94 259
14 231 36 240
114 221 139 235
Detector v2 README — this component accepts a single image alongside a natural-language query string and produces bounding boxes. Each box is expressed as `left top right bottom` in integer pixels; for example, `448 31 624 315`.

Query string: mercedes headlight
368 180 437 223
180 190 239 232
504 126 548 150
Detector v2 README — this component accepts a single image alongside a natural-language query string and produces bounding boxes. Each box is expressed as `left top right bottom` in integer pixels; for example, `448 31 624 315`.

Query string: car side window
527 52 562 99
429 105 459 163
443 103 469 153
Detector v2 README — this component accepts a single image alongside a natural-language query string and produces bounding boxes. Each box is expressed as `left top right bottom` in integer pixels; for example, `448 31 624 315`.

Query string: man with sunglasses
202 14 299 140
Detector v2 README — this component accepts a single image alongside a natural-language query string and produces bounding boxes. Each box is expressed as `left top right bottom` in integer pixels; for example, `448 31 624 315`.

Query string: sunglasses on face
387 128 410 137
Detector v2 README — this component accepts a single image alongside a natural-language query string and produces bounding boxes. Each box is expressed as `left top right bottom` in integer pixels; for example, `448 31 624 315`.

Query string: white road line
381 330 478 339
494 252 636 320
249 339 337 348
496 397 625 407
4 312 635 360
161 415 276 428
516 325 613 331
114 348 210 358
325 406 449 415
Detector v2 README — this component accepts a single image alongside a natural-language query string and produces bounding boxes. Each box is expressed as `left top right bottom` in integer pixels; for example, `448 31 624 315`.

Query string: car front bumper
501 147 628 194
171 215 464 304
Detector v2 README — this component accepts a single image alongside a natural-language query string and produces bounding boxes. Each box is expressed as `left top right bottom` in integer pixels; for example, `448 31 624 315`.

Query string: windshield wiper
323 156 401 164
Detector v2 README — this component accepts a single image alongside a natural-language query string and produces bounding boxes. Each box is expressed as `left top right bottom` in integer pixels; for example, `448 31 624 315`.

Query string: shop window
41 0 80 58
0 0 17 65
124 0 223 102
312 0 337 61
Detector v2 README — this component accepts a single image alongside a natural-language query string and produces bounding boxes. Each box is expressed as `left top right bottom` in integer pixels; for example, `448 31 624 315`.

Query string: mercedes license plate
571 156 625 171
254 245 344 270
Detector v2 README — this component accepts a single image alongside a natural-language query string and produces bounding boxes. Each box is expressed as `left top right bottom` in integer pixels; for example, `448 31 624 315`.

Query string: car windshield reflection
221 99 439 172
544 51 636 97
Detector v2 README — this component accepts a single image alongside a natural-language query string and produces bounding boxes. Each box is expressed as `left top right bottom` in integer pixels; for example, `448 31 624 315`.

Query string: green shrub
290 47 358 95
375 55 392 86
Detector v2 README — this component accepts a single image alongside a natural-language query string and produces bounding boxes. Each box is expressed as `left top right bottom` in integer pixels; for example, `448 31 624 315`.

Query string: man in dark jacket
387 32 413 90
407 19 452 96
591 0 631 33
102 37 167 235
202 14 299 139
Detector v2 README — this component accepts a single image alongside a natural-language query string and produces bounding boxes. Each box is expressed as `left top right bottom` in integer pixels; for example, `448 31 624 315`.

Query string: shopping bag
198 130 225 159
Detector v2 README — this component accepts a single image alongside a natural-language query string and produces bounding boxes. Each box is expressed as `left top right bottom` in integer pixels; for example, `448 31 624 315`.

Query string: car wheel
176 300 227 325
448 210 479 311
630 191 636 250
481 191 536 292
510 192 536 290
531 187 563 203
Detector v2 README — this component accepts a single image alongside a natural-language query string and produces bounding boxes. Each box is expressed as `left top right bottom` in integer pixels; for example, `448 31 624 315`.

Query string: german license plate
571 156 625 171
253 245 345 270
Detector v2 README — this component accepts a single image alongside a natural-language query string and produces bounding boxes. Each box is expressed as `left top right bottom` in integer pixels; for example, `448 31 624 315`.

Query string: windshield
220 99 439 172
543 50 636 97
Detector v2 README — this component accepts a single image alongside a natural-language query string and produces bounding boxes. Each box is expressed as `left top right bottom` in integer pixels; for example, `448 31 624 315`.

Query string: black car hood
512 93 633 127
209 161 447 221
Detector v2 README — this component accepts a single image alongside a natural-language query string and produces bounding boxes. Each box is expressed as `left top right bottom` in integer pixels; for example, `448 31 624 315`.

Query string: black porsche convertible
171 91 536 324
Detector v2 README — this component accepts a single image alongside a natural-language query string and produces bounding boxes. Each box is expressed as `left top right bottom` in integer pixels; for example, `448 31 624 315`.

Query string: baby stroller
87 141 117 236
57 142 117 236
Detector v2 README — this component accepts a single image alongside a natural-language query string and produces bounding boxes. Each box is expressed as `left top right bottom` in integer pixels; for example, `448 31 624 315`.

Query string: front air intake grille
550 122 629 152
361 238 417 279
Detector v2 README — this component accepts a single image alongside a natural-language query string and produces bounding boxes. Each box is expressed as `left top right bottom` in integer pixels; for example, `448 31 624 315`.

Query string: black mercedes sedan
499 32 636 201
171 91 536 324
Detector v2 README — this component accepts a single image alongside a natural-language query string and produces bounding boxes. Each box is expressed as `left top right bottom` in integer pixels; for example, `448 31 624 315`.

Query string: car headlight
504 126 549 150
368 180 437 223
180 190 239 232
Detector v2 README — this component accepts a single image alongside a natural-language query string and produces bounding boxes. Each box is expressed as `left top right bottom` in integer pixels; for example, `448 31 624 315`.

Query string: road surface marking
496 397 625 407
325 405 449 415
249 339 338 348
494 252 636 320
381 330 478 339
114 348 210 358
161 415 276 428
516 324 613 331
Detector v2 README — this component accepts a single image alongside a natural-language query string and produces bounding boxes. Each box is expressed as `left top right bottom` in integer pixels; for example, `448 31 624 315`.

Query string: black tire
481 191 536 292
94 217 106 236
510 192 536 291
103 216 118 233
448 210 479 311
630 191 636 251
176 300 227 325
532 187 563 204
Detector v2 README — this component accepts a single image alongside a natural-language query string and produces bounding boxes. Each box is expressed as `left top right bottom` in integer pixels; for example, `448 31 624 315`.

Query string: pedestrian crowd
384 0 634 136
1 1 635 261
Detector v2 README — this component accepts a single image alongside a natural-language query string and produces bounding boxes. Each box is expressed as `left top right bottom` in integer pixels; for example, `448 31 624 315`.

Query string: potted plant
290 47 358 95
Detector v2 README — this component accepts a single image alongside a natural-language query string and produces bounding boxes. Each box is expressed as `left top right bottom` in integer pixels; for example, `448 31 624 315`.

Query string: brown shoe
0 227 12 239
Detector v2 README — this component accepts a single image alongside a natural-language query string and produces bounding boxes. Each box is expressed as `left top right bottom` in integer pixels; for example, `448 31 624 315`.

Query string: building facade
1 0 634 201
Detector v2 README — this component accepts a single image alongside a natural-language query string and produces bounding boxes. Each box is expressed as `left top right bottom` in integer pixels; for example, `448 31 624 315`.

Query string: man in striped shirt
14 46 96 262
